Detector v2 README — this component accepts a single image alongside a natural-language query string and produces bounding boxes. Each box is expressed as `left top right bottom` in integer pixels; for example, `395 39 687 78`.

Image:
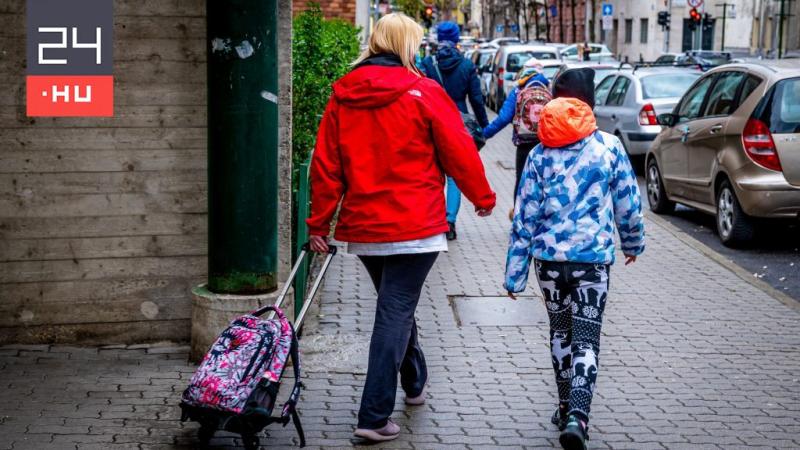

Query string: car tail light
498 68 504 88
742 118 782 172
638 103 658 126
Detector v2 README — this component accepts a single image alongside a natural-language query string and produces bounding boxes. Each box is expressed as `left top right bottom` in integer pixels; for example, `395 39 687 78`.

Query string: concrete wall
0 0 294 344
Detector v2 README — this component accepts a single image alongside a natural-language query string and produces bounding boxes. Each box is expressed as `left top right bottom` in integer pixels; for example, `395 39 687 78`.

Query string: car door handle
710 124 723 134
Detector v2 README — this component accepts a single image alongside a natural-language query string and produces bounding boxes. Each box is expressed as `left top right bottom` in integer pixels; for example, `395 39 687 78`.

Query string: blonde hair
353 13 424 75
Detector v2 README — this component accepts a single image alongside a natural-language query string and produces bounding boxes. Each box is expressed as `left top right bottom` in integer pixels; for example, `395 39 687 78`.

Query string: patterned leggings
535 259 609 423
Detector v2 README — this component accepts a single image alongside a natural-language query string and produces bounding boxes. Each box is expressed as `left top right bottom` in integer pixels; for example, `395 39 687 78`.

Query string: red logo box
26 75 113 117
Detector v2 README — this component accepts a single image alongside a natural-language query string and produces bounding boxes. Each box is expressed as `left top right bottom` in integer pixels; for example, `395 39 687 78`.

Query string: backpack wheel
242 434 261 450
197 425 215 445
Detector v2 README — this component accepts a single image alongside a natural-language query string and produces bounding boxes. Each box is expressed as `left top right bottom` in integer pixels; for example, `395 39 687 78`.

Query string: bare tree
558 0 564 42
570 0 577 43
589 0 596 42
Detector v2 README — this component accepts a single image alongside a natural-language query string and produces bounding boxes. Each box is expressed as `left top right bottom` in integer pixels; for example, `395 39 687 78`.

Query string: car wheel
716 180 755 247
646 158 675 214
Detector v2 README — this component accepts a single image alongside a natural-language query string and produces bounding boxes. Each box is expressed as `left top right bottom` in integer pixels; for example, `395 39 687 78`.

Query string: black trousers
356 252 439 429
514 140 539 200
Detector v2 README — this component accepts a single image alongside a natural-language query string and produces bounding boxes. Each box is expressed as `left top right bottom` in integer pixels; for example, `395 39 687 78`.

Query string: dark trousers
515 140 538 200
356 252 439 429
514 141 539 202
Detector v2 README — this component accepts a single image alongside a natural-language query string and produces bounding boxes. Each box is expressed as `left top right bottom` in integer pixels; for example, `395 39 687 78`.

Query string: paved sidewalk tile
1 126 799 449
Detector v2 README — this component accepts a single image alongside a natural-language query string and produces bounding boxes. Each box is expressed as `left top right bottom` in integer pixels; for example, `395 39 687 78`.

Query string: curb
645 210 800 312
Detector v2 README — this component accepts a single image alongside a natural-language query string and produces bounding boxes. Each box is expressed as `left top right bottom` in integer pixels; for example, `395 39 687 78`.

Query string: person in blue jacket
482 58 550 207
419 21 488 241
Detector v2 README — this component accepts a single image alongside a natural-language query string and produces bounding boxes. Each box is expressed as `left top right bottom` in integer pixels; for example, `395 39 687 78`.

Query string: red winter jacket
306 63 496 243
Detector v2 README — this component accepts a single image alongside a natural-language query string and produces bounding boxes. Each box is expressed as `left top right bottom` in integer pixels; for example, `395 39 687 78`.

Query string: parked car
560 43 615 62
470 48 497 104
655 51 730 70
486 37 522 48
593 66 702 158
646 62 800 246
552 62 620 87
488 44 559 110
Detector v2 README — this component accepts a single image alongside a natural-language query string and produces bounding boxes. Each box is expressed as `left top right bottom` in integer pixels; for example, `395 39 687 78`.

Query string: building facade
601 0 798 62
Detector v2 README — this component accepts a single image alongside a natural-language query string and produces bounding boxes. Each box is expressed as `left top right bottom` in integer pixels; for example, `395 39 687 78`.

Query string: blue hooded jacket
419 43 489 128
483 72 550 145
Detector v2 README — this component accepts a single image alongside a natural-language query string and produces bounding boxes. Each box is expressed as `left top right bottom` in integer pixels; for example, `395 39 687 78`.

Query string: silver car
593 67 701 156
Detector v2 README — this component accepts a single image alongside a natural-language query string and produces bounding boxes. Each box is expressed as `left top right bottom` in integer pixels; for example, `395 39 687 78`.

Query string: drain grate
449 295 547 326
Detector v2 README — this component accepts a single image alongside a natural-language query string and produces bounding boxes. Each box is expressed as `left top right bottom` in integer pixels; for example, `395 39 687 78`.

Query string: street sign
602 3 612 16
688 0 703 8
602 15 613 30
550 5 557 17
496 24 504 33
511 24 519 32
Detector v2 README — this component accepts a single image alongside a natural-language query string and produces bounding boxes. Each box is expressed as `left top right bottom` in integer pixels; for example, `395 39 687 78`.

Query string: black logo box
26 0 113 75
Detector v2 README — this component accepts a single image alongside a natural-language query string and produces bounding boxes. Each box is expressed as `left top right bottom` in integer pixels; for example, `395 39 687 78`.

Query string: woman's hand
309 235 329 253
507 291 517 300
476 207 493 217
624 254 637 265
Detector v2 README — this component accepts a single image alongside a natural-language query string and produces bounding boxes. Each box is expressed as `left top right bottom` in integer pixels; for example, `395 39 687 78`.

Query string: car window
641 73 701 99
505 51 557 71
755 77 800 133
478 52 493 70
562 46 577 56
542 65 562 79
493 51 502 69
703 71 747 117
606 76 631 106
738 75 762 103
594 75 617 105
676 75 715 121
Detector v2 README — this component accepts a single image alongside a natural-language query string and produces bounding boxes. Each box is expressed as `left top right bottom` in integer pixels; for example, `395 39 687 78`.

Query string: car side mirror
657 113 677 127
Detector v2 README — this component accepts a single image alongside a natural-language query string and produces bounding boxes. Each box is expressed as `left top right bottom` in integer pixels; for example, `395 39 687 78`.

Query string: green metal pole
207 0 279 294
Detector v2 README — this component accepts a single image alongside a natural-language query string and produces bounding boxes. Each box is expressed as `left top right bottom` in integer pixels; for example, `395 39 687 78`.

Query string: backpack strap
279 322 306 447
431 55 445 86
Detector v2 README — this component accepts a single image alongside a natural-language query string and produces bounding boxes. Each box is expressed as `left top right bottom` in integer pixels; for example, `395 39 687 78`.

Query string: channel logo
26 0 113 117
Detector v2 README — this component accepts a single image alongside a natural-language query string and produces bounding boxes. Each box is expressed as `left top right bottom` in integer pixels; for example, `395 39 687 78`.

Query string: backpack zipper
241 333 268 382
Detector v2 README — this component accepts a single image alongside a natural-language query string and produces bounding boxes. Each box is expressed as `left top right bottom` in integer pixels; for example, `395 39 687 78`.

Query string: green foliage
292 4 361 167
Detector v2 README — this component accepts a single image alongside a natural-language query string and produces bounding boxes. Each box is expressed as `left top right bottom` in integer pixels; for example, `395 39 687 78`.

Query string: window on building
625 19 633 44
640 18 648 44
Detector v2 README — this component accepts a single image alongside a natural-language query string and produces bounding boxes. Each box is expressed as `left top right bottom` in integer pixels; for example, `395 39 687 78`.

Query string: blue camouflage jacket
504 130 645 293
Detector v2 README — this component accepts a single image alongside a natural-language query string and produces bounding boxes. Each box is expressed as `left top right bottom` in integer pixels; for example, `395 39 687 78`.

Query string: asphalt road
637 176 800 302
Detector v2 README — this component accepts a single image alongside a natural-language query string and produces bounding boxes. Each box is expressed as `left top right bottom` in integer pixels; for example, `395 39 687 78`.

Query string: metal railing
293 158 312 320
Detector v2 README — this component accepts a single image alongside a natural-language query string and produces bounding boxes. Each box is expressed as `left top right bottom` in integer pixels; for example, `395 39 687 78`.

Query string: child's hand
476 208 493 217
507 291 517 300
624 255 637 265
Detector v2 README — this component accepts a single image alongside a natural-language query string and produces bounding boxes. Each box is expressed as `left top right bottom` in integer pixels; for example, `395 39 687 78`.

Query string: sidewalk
2 125 799 449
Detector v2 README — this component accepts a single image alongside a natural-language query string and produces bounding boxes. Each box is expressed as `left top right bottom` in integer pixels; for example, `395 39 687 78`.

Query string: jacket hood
333 64 422 109
538 97 597 148
435 44 463 72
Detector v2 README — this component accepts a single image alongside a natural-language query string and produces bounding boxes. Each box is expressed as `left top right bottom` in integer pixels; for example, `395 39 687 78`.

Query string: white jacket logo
408 89 422 97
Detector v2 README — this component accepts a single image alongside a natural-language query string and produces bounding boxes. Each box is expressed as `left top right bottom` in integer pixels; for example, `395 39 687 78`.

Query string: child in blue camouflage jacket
504 69 645 450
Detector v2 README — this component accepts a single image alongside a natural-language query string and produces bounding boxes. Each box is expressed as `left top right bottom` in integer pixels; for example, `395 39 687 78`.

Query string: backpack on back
513 80 552 144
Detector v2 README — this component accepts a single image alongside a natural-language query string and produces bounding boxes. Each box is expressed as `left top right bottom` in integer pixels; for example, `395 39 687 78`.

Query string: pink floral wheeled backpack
180 305 305 446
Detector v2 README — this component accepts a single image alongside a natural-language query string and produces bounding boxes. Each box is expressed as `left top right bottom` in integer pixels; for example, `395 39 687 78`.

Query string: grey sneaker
404 388 426 406
353 419 400 442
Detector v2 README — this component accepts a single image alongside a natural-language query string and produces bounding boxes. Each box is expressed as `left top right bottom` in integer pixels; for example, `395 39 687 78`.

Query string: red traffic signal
689 7 701 23
425 6 433 17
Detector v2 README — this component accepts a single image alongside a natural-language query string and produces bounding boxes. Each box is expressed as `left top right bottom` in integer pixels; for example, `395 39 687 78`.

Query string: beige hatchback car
646 62 800 246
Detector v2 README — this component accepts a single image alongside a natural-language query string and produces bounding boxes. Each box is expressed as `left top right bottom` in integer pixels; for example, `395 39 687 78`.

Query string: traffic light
702 13 713 31
423 6 433 27
688 7 701 31
657 11 671 30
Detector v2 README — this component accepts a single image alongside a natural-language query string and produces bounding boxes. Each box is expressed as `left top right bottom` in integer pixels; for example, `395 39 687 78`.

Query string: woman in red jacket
306 13 496 442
